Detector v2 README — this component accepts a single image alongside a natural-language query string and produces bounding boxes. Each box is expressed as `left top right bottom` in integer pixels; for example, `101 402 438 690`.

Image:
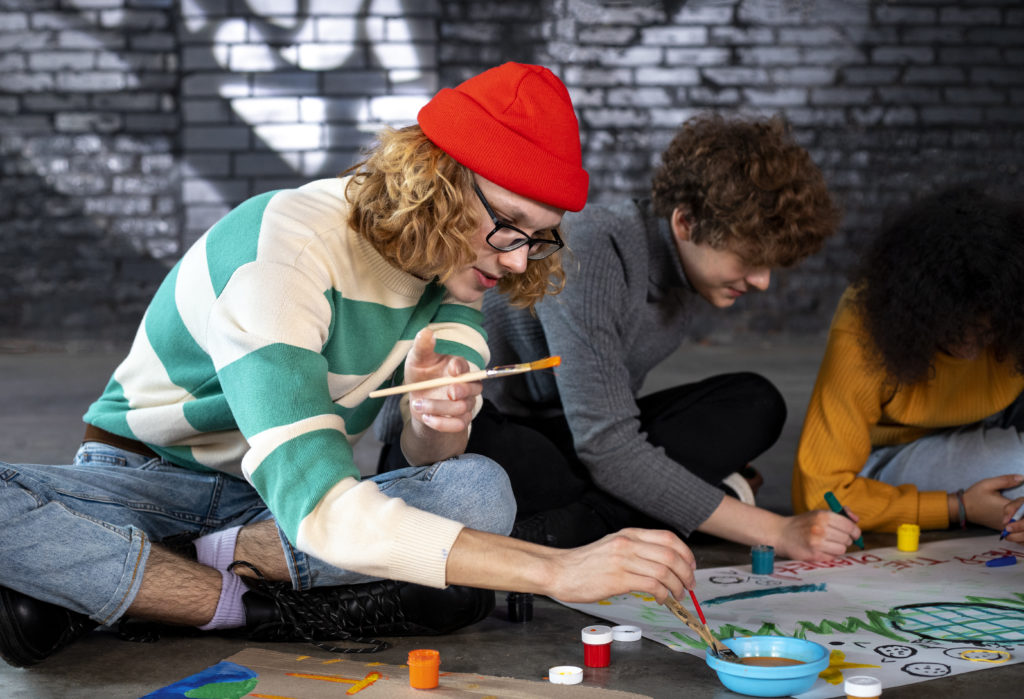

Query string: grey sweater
482 200 725 535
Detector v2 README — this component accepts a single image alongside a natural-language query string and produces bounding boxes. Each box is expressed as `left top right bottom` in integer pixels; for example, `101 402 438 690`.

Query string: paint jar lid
844 675 882 696
548 665 583 684
612 625 642 642
581 624 613 644
408 649 440 665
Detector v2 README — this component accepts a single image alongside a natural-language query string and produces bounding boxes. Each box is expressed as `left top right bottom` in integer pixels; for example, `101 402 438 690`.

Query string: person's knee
734 372 787 435
442 454 516 535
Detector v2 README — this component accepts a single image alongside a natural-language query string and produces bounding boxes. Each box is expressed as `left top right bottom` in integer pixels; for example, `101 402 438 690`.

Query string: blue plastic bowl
705 636 829 697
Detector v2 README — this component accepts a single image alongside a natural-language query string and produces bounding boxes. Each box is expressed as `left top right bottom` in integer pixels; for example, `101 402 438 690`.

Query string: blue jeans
0 443 515 625
860 400 1024 501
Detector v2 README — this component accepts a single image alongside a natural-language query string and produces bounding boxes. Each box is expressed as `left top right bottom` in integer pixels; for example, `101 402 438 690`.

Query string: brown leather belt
83 424 159 459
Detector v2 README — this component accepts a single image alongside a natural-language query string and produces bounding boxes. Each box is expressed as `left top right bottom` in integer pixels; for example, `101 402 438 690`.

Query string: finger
810 516 858 555
634 543 696 591
591 531 695 595
623 574 679 604
445 380 481 402
407 329 437 365
837 516 862 542
417 412 472 433
818 512 855 540
1004 499 1024 522
981 473 1024 490
412 396 475 420
445 354 470 378
620 528 698 570
806 528 846 558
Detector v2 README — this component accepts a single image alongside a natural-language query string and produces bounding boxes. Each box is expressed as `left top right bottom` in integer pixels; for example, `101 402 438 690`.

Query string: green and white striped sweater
84 177 489 588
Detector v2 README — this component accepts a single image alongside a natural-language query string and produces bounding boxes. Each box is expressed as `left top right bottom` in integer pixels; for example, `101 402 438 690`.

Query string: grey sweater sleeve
534 208 724 535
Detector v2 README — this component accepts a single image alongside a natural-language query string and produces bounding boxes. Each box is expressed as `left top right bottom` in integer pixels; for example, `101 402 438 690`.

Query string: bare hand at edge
962 474 1024 532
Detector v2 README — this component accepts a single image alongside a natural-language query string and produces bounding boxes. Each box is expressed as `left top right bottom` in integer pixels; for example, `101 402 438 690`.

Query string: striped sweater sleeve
215 182 485 587
87 178 487 588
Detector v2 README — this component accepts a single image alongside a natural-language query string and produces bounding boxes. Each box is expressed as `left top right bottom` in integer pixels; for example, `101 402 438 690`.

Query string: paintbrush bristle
529 355 561 370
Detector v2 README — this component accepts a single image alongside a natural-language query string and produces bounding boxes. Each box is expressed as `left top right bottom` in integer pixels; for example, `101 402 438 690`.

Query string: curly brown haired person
378 113 862 561
651 114 837 268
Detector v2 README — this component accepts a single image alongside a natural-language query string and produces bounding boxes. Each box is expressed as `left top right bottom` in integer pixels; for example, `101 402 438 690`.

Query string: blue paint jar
751 544 775 575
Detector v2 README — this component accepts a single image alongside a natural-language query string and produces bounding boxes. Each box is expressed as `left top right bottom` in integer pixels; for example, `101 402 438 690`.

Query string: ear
671 207 692 242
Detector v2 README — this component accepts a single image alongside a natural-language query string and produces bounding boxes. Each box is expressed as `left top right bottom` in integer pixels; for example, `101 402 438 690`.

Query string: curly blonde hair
651 113 839 268
342 125 564 308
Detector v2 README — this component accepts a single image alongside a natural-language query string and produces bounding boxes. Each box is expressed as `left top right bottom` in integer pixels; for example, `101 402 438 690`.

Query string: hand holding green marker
824 491 865 550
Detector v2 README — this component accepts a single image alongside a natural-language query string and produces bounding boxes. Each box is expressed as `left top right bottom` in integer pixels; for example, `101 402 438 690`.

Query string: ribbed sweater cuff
649 477 726 536
389 509 465 589
919 490 951 530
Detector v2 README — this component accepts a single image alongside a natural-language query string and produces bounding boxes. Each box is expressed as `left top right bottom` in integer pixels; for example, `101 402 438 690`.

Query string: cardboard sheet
143 646 651 698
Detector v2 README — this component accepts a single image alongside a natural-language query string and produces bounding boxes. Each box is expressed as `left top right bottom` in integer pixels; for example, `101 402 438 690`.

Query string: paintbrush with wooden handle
664 595 740 662
368 356 561 398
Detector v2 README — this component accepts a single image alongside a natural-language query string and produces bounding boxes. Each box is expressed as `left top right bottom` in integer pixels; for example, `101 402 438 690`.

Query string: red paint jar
581 625 613 668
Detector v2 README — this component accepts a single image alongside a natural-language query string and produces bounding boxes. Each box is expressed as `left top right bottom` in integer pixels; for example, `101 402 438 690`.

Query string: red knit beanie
418 62 589 212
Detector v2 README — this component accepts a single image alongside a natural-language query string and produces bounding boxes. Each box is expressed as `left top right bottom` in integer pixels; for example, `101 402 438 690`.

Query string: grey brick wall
2 0 1023 345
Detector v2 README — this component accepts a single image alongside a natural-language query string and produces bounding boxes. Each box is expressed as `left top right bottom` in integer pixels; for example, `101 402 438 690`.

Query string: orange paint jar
408 649 440 689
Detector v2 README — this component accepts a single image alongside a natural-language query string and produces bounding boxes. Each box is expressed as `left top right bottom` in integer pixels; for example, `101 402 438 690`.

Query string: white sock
194 525 241 571
197 569 247 631
721 471 757 506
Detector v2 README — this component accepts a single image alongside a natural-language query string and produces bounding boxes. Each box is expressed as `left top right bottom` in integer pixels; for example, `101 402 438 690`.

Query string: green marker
824 491 865 549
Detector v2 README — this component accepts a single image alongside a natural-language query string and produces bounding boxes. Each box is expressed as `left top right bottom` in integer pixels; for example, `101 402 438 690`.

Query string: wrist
766 512 788 551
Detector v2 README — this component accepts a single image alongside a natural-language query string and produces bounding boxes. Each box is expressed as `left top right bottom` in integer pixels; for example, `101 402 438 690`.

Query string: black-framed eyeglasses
472 182 564 260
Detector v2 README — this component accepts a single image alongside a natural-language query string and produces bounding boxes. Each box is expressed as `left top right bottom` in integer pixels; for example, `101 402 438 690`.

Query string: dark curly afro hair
850 187 1024 386
650 113 839 268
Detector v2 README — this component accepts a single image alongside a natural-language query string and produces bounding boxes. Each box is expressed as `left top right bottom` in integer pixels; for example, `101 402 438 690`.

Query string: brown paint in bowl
739 656 806 667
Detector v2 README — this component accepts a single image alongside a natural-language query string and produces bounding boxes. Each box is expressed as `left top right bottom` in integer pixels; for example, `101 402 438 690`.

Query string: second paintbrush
368 355 561 398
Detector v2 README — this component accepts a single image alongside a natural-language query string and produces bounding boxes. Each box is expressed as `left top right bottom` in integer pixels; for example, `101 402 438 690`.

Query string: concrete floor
1 339 1021 698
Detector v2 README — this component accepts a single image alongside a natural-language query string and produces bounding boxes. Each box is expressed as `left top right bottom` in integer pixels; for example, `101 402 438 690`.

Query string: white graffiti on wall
181 0 434 177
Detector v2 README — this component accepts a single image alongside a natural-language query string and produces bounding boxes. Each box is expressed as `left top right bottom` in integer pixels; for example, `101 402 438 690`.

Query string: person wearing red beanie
418 62 589 213
0 62 696 669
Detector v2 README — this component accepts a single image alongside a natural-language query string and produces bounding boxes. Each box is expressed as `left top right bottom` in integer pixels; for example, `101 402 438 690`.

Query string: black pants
378 372 786 540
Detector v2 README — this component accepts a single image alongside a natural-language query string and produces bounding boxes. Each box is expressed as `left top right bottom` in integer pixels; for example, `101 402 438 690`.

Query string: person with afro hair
793 187 1024 542
377 112 863 562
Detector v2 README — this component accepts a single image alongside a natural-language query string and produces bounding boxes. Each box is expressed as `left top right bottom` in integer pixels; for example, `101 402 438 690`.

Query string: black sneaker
0 586 98 667
230 561 495 653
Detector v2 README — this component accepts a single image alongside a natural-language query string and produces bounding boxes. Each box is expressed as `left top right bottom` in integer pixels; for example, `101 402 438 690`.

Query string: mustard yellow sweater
793 288 1024 532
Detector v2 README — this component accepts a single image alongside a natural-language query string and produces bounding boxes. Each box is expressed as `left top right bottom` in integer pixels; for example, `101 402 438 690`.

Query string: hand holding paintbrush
370 355 561 398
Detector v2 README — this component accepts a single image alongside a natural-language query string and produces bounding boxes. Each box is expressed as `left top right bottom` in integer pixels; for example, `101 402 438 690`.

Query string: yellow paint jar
897 523 920 552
